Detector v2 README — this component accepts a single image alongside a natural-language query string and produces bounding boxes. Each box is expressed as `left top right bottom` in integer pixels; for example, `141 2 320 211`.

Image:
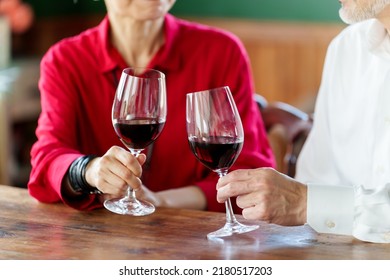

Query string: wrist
153 191 169 208
68 155 102 195
85 157 99 188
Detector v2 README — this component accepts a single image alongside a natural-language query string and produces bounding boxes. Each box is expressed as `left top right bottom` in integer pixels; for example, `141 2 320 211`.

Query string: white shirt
295 19 390 243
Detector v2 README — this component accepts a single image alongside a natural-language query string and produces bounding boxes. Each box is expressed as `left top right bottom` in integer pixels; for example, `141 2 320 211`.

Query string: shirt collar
97 14 182 74
367 19 390 61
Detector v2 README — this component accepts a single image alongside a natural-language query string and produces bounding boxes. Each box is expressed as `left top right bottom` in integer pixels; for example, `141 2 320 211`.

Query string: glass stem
126 187 137 201
225 198 238 225
126 149 143 201
218 170 238 225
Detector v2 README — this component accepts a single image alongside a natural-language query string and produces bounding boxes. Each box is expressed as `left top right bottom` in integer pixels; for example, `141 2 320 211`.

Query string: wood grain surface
0 185 389 260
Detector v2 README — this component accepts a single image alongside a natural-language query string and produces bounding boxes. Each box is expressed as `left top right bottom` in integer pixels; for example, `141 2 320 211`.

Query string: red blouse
28 14 275 212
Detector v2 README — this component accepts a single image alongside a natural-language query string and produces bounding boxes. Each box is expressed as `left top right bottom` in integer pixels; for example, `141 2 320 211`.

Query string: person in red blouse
28 0 274 212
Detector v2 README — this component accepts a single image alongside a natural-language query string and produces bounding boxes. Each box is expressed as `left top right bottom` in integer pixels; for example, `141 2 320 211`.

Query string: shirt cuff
307 183 354 235
353 185 390 243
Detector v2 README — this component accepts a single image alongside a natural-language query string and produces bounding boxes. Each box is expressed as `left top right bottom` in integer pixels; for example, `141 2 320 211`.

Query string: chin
339 8 368 24
137 7 167 20
339 10 354 24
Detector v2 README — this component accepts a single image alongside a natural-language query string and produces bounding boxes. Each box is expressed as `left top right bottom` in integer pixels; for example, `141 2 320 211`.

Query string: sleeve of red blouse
194 33 276 213
28 47 100 210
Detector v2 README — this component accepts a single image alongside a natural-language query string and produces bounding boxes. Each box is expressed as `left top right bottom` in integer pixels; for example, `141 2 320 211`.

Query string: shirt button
384 116 390 125
325 220 335 229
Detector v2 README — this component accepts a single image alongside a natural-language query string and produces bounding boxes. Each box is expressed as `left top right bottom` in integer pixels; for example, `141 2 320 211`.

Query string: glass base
104 197 155 216
207 221 259 240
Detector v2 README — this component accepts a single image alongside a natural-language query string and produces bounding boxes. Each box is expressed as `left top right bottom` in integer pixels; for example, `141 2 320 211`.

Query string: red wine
188 136 243 171
114 119 165 150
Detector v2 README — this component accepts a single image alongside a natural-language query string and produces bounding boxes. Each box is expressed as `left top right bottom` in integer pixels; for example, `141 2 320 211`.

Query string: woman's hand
137 185 207 210
85 146 146 198
133 184 166 207
216 167 307 226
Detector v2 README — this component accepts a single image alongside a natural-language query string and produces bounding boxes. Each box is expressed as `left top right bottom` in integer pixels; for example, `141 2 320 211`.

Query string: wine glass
104 67 167 216
186 86 259 239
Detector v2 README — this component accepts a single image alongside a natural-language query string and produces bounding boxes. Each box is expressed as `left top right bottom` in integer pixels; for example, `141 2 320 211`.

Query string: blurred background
0 0 345 187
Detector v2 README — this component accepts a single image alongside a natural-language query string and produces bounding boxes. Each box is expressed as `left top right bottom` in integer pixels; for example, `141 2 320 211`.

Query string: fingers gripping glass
186 86 259 239
104 67 167 216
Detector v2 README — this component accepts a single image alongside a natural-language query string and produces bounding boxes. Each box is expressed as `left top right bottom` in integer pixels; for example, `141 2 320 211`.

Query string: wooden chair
255 94 313 177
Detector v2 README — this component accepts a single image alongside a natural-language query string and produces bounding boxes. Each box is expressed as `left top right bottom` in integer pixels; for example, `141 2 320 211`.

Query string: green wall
24 0 342 23
171 0 342 22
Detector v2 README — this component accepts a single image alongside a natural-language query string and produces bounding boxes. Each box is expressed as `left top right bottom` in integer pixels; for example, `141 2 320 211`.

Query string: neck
376 4 390 34
108 15 165 68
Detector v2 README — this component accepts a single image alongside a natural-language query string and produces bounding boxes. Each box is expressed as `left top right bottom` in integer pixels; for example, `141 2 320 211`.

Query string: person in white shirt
216 0 390 243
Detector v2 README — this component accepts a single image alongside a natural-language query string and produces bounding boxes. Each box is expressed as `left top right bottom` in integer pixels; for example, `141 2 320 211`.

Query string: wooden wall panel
0 92 10 185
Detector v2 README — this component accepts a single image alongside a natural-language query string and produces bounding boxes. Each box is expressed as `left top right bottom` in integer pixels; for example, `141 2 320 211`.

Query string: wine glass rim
186 86 230 96
122 67 165 79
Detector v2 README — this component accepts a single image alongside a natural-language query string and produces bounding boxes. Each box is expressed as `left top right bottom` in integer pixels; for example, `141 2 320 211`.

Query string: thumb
137 153 147 165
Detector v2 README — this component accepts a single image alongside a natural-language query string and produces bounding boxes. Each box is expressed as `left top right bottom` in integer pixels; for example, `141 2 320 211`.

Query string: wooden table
0 185 389 260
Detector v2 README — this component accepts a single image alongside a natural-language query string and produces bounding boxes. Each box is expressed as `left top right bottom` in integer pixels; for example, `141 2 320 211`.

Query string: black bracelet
68 155 102 195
